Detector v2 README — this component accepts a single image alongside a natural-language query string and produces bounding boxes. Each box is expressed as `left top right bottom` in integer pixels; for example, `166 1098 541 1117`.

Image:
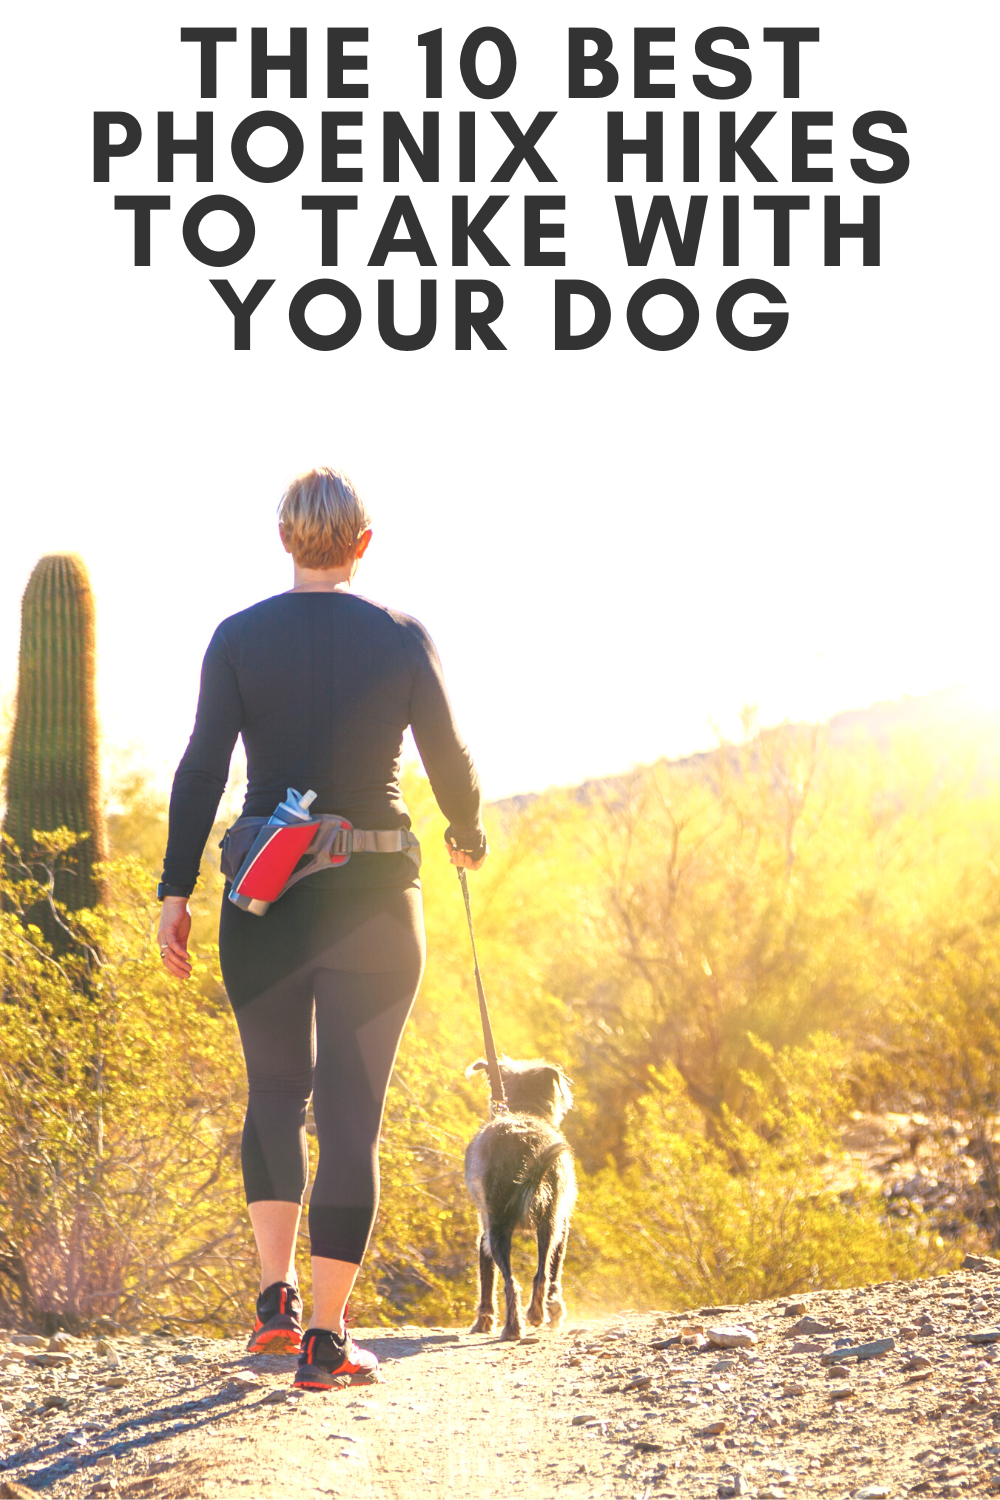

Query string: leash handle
457 866 508 1113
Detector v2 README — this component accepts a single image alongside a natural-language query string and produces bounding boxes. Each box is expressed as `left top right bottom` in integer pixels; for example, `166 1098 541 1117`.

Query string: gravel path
4 1261 1000 1499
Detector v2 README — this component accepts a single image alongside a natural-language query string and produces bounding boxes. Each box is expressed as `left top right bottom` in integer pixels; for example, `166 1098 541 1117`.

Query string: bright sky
3 1 996 799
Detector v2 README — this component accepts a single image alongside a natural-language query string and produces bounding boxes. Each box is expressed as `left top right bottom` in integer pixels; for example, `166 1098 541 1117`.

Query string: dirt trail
5 1263 1000 1499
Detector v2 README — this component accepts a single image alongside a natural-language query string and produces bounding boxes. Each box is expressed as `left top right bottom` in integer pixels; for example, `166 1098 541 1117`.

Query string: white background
2 2 996 798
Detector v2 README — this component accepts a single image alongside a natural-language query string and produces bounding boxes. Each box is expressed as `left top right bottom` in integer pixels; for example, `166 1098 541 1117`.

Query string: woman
157 467 487 1392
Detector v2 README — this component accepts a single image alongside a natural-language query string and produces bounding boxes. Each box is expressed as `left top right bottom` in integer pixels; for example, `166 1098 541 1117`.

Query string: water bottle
229 788 319 915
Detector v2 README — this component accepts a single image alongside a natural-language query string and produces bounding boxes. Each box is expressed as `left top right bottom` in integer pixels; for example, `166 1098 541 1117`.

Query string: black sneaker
246 1281 303 1355
293 1327 379 1390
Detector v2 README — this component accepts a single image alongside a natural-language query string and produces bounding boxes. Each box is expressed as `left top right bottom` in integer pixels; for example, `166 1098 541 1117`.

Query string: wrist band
157 882 191 901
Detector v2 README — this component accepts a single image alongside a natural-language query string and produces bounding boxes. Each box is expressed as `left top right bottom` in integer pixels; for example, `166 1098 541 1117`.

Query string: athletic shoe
246 1281 303 1355
293 1327 380 1390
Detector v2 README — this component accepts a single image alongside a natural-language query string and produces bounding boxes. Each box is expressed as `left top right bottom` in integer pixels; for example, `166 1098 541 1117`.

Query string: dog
464 1056 577 1341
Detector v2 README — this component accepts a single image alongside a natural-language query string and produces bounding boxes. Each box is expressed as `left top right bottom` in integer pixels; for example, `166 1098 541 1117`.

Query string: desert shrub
571 1049 961 1312
0 834 252 1333
545 729 1000 1171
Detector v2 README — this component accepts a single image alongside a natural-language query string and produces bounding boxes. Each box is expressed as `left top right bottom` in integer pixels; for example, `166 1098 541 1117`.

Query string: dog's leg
470 1229 496 1334
489 1224 524 1341
545 1221 570 1327
527 1201 555 1327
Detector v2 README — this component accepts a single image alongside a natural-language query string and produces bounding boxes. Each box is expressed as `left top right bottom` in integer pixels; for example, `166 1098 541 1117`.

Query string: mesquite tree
3 554 107 940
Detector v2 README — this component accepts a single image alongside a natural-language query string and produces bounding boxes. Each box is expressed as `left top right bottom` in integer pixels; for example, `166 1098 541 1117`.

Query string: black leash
457 867 508 1114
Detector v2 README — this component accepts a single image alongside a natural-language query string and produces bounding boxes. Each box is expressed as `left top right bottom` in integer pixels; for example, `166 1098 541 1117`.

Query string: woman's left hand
446 839 487 872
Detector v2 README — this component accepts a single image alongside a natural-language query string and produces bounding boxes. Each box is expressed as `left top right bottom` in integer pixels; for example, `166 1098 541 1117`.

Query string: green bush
572 1050 959 1313
0 834 250 1333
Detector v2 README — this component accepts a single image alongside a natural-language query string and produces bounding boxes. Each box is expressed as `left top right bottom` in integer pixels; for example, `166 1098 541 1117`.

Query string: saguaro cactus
3 555 107 924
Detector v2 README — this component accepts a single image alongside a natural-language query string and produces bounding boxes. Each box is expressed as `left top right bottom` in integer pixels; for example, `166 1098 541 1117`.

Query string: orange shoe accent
247 1325 302 1355
293 1329 379 1391
247 1281 303 1355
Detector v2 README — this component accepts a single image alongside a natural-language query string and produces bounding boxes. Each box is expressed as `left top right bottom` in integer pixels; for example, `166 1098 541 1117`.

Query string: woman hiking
156 467 487 1392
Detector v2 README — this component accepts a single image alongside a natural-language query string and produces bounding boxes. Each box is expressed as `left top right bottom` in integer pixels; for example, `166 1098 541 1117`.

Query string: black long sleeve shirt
161 591 484 895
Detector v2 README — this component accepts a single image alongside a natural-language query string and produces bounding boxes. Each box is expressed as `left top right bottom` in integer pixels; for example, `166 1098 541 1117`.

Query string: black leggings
219 880 425 1265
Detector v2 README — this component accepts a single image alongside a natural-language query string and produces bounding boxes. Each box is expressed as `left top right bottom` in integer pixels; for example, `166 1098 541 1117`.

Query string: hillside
491 688 1000 822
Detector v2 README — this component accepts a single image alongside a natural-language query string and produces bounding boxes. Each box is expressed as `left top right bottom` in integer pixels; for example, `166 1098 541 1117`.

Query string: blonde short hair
277 467 371 569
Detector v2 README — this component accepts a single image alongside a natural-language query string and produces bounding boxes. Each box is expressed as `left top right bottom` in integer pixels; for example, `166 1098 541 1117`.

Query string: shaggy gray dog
464 1057 577 1341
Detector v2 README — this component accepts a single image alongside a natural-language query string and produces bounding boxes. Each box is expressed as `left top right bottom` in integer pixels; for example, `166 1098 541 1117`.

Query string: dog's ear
547 1065 574 1111
465 1059 489 1079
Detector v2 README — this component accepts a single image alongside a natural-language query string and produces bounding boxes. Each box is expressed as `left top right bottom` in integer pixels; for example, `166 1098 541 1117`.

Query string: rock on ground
2 1268 1000 1497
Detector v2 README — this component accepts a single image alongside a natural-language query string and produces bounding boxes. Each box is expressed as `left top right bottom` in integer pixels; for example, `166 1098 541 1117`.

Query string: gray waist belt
220 814 421 886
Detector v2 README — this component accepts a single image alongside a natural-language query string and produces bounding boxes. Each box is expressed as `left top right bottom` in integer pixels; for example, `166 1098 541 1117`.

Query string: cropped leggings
219 881 425 1265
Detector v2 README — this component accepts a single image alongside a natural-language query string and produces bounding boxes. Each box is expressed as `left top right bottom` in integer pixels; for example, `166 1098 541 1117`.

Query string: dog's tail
507 1141 572 1223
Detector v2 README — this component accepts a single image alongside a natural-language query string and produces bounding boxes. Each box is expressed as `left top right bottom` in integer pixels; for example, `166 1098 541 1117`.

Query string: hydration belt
220 813 421 917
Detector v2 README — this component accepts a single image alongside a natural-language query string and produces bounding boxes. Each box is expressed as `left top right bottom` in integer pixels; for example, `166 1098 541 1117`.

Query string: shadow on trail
366 1330 545 1361
0 1335 514 1490
0 1383 257 1491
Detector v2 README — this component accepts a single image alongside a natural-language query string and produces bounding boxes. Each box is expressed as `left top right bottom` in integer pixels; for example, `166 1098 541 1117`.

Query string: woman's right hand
157 895 192 980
